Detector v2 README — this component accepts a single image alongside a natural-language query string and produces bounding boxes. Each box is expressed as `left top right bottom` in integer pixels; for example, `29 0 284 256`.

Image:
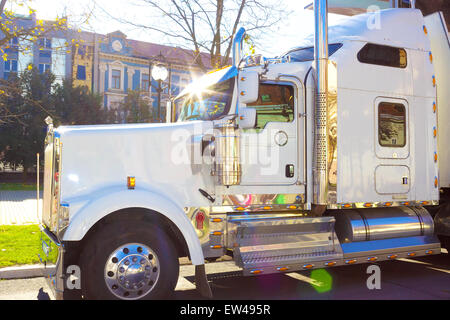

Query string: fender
62 187 204 265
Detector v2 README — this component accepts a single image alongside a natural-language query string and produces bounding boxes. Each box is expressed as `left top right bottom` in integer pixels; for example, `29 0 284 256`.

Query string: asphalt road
1 251 449 300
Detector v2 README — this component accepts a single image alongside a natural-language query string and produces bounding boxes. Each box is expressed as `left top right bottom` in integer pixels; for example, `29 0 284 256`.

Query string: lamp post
151 64 168 123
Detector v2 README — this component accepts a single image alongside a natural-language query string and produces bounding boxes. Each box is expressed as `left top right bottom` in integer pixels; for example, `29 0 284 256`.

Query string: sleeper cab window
246 84 294 130
357 43 407 68
378 102 406 148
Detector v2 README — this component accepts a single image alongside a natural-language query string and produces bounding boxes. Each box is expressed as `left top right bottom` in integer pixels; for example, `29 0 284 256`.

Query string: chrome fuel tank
331 207 434 243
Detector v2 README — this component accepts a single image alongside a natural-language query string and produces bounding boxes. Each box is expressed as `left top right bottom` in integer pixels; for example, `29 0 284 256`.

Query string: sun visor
304 0 393 16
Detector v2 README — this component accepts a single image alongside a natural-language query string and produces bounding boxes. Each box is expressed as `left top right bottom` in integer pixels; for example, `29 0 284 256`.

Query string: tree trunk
22 166 28 182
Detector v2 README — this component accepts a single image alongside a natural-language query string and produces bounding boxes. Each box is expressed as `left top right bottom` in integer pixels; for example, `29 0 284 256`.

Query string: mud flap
195 264 213 299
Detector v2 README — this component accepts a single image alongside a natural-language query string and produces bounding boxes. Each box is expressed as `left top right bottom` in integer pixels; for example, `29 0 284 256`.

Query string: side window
358 43 407 68
246 84 294 130
378 102 406 148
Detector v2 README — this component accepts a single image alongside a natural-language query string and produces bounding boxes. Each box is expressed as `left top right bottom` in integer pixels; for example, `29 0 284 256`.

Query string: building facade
0 14 73 86
78 30 209 121
1 14 212 122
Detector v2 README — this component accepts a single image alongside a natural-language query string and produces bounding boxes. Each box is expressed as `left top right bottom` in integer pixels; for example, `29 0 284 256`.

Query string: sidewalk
0 191 42 225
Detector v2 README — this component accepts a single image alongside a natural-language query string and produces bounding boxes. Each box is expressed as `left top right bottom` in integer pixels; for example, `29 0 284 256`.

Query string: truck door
239 81 300 185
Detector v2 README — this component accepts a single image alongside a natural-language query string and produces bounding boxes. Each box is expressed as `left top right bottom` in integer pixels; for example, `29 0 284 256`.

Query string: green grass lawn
0 183 43 191
0 225 42 267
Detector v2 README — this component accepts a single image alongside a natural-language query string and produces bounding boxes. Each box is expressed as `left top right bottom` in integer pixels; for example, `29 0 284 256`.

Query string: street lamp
151 64 168 122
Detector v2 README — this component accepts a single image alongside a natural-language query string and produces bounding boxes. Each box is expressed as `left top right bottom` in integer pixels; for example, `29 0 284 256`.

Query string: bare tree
95 0 289 71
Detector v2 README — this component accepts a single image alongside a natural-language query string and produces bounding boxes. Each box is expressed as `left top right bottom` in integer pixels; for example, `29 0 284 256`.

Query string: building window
4 59 17 79
142 73 149 91
357 43 407 68
39 38 52 49
39 51 52 58
246 83 295 130
111 69 121 89
39 63 51 74
4 59 18 72
78 46 86 58
8 37 18 46
378 102 406 148
77 65 86 80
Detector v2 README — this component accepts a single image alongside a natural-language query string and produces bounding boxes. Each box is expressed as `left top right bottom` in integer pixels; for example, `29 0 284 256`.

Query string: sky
11 0 348 56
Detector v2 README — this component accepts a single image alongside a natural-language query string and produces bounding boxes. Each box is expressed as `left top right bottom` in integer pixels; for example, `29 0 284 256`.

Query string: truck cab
38 6 450 300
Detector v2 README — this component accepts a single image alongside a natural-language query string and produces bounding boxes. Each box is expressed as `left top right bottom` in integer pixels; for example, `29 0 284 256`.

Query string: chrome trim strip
329 200 439 210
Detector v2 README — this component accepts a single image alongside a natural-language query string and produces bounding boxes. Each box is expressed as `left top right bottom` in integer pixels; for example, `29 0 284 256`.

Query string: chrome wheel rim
104 243 160 300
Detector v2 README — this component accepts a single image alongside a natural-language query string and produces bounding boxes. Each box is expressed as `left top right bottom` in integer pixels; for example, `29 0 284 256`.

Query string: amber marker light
388 254 398 260
250 269 262 275
210 245 222 249
210 231 222 236
277 267 289 272
429 52 433 63
433 102 437 113
432 75 436 87
363 203 372 208
211 218 223 223
343 203 352 208
325 261 337 267
425 250 433 255
407 252 417 257
434 152 438 162
367 257 377 262
127 176 136 189
303 264 314 269
345 259 357 264
423 25 428 34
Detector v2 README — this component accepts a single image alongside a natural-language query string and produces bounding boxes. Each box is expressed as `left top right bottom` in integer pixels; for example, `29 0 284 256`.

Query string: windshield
176 78 235 122
283 43 342 62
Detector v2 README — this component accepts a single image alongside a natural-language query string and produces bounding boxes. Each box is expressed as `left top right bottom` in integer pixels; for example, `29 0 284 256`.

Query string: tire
80 219 179 300
443 237 450 255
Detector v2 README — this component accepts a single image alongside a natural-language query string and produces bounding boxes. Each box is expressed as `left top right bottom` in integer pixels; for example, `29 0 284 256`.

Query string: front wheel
80 220 179 300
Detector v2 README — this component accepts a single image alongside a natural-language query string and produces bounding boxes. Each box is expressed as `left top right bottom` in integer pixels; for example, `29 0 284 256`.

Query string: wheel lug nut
132 257 137 263
140 259 146 265
119 276 124 282
119 267 125 273
124 260 130 266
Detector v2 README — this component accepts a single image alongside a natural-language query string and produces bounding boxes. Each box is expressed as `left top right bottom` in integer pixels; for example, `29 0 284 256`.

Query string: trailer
38 2 450 300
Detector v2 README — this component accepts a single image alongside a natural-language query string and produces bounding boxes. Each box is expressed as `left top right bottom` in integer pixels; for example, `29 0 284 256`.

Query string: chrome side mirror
238 71 259 104
238 107 257 129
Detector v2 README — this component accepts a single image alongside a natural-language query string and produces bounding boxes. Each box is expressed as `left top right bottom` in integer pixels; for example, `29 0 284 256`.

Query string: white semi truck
38 2 450 300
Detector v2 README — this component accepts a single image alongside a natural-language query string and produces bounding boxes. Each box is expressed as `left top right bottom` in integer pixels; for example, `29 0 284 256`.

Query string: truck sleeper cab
38 7 449 300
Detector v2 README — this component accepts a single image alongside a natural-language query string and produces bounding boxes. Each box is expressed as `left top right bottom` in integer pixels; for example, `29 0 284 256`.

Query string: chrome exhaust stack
313 0 329 206
233 27 246 67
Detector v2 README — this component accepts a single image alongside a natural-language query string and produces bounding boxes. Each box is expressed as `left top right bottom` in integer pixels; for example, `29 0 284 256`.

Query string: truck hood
56 120 214 209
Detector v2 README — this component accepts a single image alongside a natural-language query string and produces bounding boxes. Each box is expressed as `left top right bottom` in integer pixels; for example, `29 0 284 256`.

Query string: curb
0 264 55 280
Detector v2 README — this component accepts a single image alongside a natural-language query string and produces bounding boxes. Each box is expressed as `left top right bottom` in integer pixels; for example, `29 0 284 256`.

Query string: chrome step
227 214 343 274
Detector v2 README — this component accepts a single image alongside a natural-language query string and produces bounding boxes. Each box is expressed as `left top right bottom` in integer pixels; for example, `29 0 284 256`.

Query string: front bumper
38 225 64 300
